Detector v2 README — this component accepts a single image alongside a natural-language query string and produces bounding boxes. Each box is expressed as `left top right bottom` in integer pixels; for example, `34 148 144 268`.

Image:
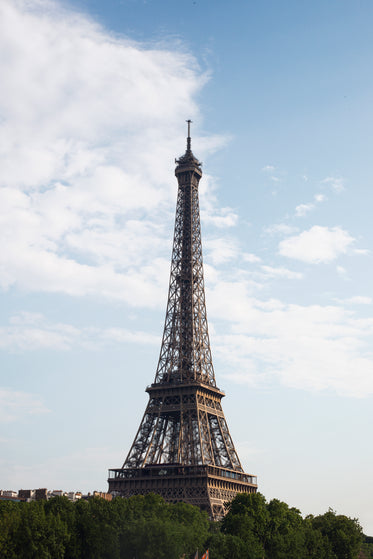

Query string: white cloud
279 226 355 263
200 175 238 228
4 291 373 401
295 203 314 217
260 163 283 182
1 446 119 492
0 389 49 423
295 193 326 217
196 134 231 155
322 177 345 192
260 265 303 280
336 265 348 278
264 224 299 236
348 296 372 305
100 328 159 346
243 253 261 264
0 0 226 304
208 285 373 397
0 312 159 352
201 207 238 228
337 296 372 305
205 237 239 265
2 0 371 408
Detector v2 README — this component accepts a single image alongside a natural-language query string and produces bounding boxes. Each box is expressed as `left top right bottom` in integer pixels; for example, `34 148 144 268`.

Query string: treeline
362 535 373 559
0 491 366 559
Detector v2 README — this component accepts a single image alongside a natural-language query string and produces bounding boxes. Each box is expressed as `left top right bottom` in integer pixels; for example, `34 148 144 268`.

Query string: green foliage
13 500 69 558
265 498 305 559
360 541 373 559
222 493 268 558
207 531 254 559
115 494 209 559
221 494 363 559
302 516 336 559
361 534 373 558
0 501 21 558
311 509 363 559
0 493 366 559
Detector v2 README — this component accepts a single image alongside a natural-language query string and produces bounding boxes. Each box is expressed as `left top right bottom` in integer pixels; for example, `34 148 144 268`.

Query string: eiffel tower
108 122 257 519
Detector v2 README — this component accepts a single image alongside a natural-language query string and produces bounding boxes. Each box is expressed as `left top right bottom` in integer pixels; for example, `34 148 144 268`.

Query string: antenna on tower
186 119 192 151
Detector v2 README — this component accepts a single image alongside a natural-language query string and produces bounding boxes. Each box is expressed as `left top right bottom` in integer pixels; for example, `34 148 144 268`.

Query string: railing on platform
108 464 257 486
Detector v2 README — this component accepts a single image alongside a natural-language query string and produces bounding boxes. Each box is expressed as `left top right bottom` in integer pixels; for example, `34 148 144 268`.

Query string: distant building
1 487 109 502
2 490 18 498
35 488 48 501
93 491 112 501
18 489 36 501
51 490 64 498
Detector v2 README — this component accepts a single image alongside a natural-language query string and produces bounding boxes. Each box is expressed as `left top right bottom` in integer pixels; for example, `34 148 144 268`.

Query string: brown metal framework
108 124 257 519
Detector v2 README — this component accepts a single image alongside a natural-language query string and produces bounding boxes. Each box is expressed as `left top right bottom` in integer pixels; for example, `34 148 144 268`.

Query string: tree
116 494 209 558
76 497 120 559
14 500 69 558
207 531 254 559
311 509 363 559
0 501 21 558
265 498 305 559
303 516 336 559
0 492 366 559
222 492 269 558
45 496 79 558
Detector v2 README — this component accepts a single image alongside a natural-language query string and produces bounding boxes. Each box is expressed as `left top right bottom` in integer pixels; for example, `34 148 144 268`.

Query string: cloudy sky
1 0 373 534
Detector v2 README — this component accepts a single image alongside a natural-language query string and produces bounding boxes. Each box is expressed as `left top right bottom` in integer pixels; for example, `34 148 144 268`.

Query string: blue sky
1 0 373 534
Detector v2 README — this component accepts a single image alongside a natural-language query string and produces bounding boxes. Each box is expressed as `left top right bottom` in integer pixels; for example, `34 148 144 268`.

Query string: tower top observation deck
175 120 202 175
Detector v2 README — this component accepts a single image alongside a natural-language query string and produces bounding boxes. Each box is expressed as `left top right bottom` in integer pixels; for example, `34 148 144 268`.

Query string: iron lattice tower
108 123 257 519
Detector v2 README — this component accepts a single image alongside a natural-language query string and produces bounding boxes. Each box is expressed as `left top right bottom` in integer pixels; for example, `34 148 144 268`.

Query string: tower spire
108 127 257 520
186 119 192 151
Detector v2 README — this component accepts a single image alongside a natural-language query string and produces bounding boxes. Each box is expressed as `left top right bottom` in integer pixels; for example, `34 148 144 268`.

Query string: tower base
108 464 257 520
